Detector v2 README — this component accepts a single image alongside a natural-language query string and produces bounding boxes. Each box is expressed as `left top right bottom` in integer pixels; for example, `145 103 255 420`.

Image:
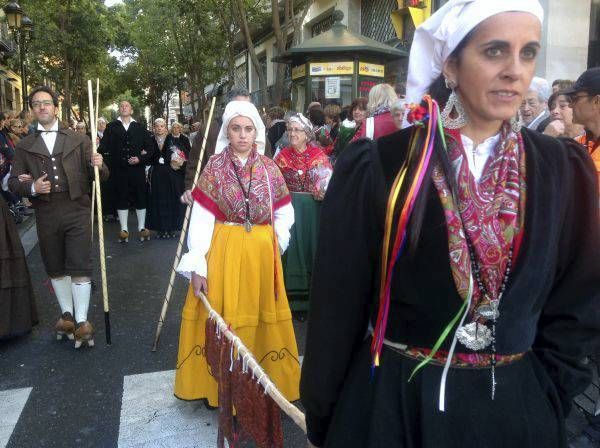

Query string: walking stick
91 180 96 243
151 96 217 352
87 79 111 345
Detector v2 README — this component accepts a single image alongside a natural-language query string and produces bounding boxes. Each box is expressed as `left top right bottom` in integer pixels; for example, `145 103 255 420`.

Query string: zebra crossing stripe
0 387 33 448
118 370 218 448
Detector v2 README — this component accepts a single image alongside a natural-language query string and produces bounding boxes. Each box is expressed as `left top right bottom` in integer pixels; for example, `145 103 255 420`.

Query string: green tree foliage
116 0 230 121
18 0 119 121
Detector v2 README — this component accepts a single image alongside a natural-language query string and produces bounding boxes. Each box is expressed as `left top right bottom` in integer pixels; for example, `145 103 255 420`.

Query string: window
310 76 353 108
362 0 397 43
311 14 335 37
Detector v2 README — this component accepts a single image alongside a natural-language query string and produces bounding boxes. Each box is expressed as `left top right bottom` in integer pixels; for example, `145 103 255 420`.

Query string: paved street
0 215 596 447
0 216 307 448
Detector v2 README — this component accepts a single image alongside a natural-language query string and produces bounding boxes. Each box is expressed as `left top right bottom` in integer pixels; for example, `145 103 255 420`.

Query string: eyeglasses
31 100 54 108
286 128 304 134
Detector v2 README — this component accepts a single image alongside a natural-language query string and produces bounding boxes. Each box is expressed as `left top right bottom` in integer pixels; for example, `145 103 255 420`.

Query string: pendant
244 220 252 233
456 322 492 351
475 299 500 320
158 157 164 165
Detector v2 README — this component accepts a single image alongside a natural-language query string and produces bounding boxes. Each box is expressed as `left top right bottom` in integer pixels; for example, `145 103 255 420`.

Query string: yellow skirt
174 223 300 405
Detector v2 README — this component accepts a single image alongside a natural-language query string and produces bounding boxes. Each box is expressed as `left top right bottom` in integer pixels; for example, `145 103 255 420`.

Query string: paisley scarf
193 145 290 223
432 124 526 317
274 143 332 200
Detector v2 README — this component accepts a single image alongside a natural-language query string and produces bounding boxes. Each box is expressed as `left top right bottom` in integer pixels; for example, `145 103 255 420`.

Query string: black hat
563 67 600 96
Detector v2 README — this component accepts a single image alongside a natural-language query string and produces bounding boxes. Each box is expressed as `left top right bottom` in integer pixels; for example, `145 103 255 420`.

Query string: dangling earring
510 110 523 133
441 79 468 129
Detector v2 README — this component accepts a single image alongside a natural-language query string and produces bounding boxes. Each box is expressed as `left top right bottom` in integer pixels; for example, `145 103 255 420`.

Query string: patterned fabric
232 357 284 448
394 345 526 368
274 144 332 201
193 145 290 223
431 125 526 317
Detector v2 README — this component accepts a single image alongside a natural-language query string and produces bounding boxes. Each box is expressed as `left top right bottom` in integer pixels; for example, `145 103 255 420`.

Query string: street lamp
3 2 33 111
3 1 23 29
18 15 32 110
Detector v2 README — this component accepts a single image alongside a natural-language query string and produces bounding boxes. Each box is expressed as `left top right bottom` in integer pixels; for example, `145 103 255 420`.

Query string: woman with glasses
174 101 300 407
301 1 600 447
274 113 332 306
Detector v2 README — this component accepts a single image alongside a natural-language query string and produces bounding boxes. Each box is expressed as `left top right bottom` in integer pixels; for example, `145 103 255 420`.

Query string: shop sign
325 77 341 99
359 62 385 78
309 62 354 76
292 64 306 80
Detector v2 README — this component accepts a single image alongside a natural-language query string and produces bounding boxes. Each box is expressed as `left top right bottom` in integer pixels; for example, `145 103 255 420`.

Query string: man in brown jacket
8 86 108 349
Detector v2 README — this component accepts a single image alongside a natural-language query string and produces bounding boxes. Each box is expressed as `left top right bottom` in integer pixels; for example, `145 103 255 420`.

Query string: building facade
222 0 598 110
0 10 23 113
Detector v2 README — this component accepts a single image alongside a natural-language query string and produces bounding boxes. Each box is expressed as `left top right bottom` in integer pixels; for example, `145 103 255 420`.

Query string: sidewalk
16 212 37 257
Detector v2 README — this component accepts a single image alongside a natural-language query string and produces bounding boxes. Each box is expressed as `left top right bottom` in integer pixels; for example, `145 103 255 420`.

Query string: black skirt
147 164 185 232
323 339 565 448
0 196 38 340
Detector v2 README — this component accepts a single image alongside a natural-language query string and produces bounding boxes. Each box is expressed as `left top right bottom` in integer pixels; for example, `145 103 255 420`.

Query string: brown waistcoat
7 127 109 202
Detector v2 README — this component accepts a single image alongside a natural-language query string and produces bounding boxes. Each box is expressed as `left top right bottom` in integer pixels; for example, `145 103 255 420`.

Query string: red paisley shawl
274 143 332 200
193 146 290 223
432 125 526 317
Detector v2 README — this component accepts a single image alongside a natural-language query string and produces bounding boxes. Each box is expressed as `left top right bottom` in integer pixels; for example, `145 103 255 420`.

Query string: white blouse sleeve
176 202 215 280
274 202 294 253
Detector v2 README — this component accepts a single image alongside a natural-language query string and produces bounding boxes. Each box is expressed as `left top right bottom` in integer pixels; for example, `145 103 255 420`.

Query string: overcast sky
104 0 122 6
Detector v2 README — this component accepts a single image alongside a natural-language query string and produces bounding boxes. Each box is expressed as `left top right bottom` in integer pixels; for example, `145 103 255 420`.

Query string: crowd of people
1 0 600 446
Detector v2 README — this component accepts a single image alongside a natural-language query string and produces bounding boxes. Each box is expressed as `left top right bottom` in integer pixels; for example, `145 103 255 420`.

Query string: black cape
300 127 600 447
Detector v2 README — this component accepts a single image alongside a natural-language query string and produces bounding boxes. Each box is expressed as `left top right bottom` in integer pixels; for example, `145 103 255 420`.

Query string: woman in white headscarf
274 113 332 306
301 1 600 447
174 101 300 406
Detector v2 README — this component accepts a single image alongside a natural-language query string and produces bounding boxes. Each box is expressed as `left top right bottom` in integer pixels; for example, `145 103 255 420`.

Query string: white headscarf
405 0 544 104
215 100 266 155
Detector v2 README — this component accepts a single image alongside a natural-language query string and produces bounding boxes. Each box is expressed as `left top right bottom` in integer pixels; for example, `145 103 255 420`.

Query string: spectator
97 117 107 139
8 119 23 145
565 67 600 189
188 121 201 143
18 110 33 135
551 79 573 94
334 97 368 156
391 98 407 129
75 122 87 135
520 76 551 130
543 92 585 139
308 107 334 156
267 106 286 150
307 101 322 115
324 104 341 141
351 83 398 141
274 112 332 303
147 118 188 239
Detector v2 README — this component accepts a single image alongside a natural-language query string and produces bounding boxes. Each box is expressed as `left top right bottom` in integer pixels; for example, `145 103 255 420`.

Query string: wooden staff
151 97 217 352
90 180 96 244
198 292 307 433
91 78 99 243
87 79 111 345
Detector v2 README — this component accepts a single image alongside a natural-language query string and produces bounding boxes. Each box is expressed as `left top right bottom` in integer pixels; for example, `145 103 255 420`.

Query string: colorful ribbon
371 96 439 368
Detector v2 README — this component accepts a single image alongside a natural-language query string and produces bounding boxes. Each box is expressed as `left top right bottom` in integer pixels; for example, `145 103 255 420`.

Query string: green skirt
283 192 321 304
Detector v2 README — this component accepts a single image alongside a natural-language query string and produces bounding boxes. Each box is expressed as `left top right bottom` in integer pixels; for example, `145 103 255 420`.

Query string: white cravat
37 120 59 155
460 133 500 182
118 116 135 131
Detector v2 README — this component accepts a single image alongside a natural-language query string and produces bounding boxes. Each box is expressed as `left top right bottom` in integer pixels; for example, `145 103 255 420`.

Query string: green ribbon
408 299 468 382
